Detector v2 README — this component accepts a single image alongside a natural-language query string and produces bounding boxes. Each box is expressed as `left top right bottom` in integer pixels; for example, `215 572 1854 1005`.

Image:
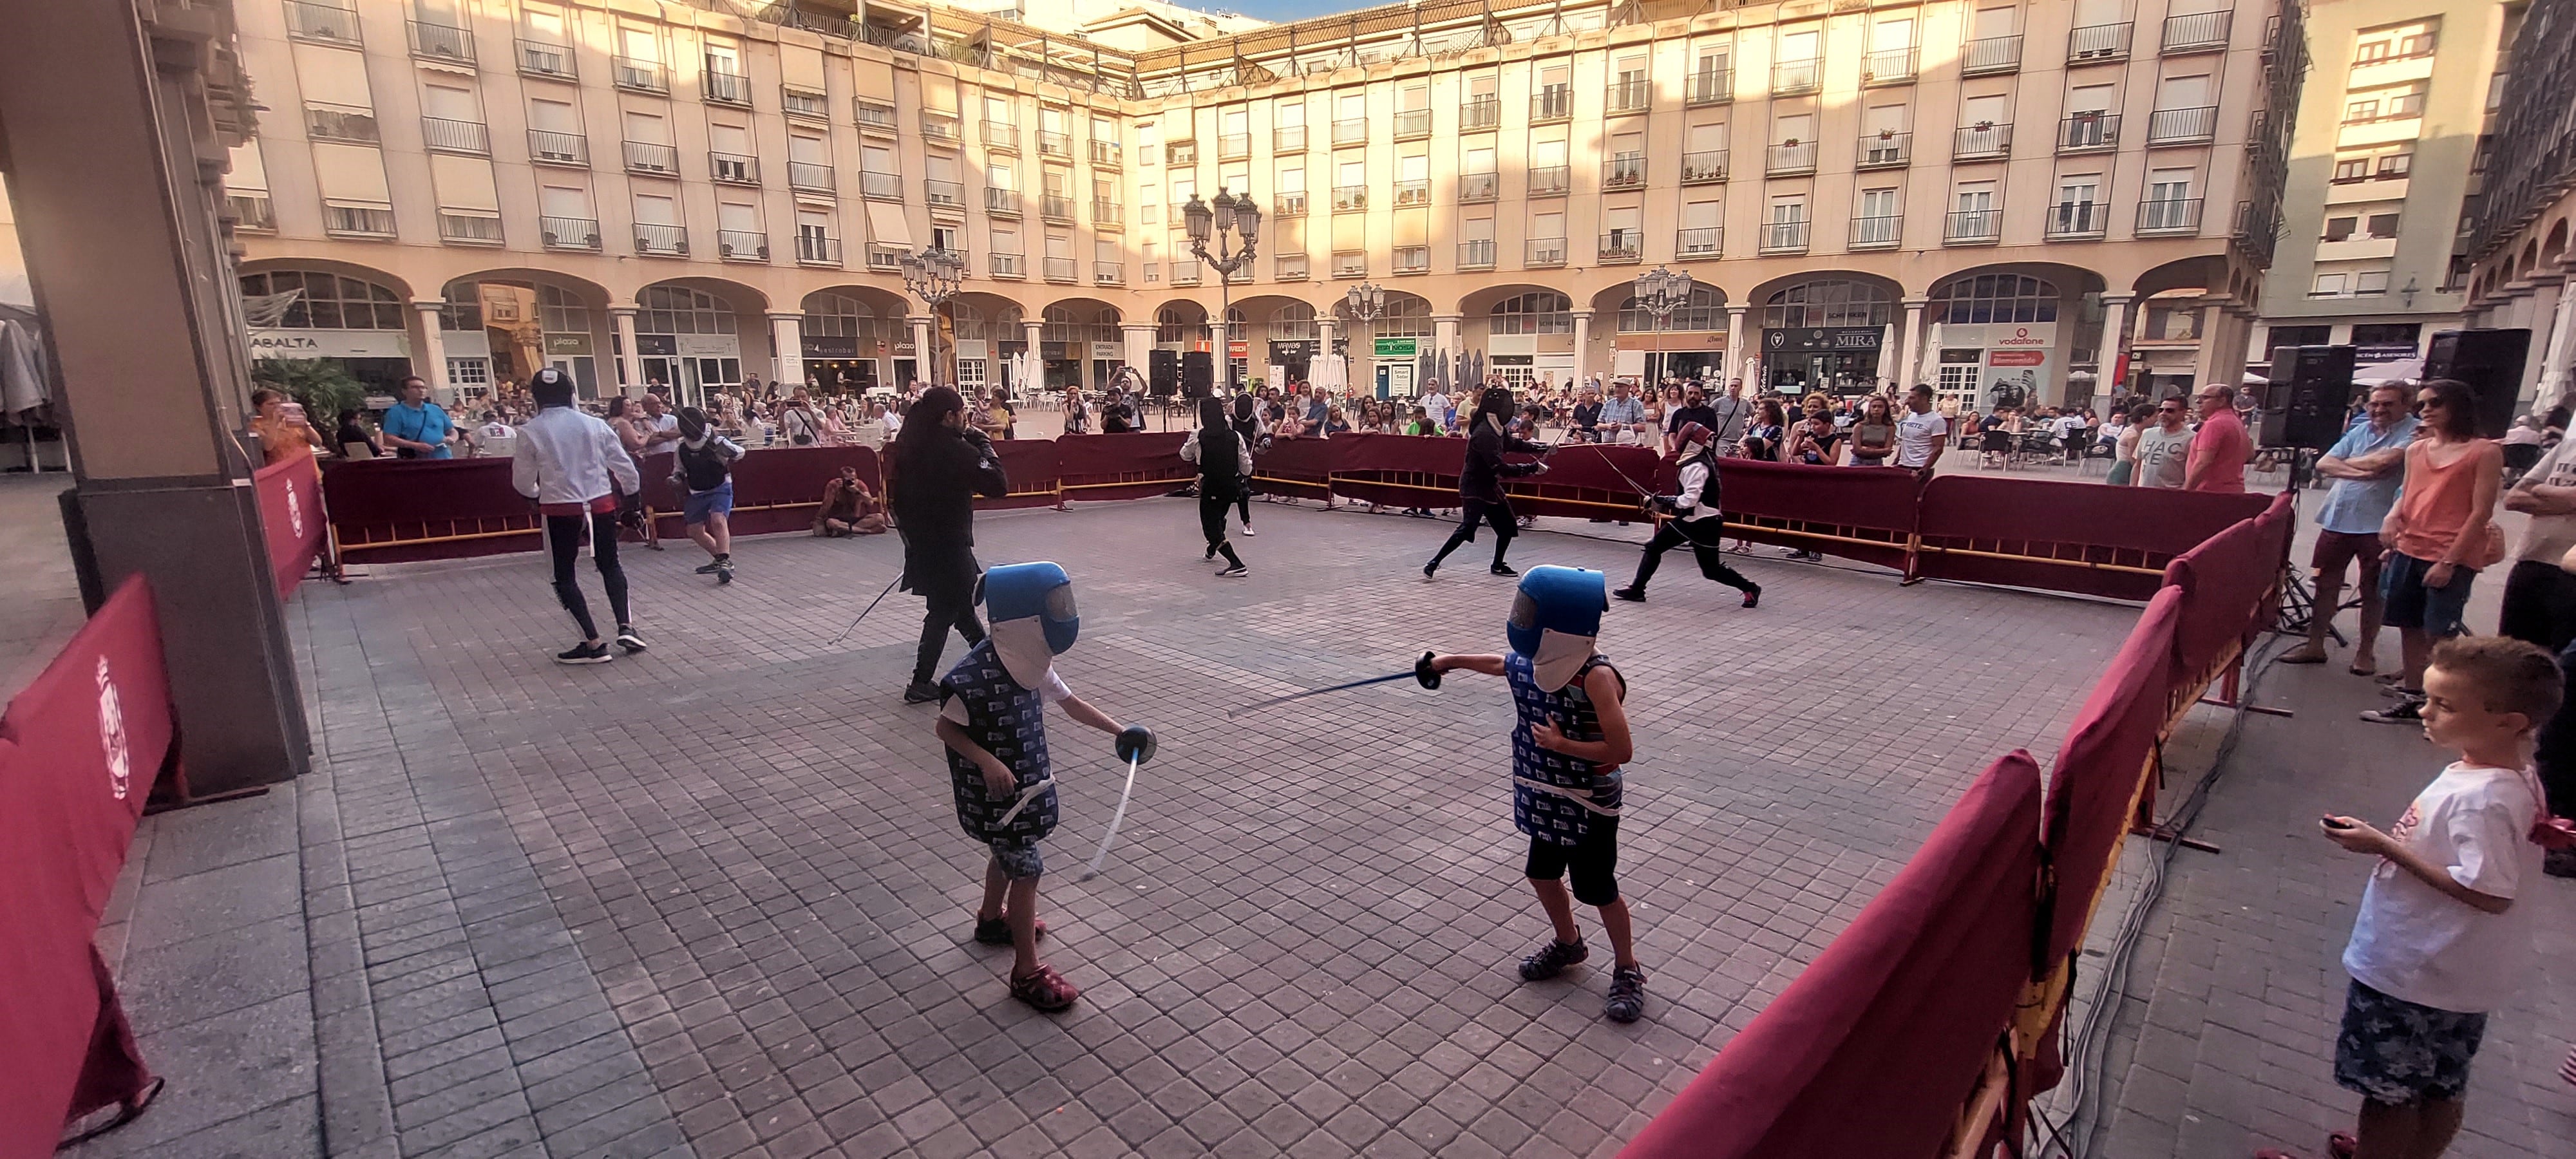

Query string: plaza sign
246 328 411 360
1373 337 1419 357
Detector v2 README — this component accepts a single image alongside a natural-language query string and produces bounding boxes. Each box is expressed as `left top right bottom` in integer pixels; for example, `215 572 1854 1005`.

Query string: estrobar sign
95 656 131 801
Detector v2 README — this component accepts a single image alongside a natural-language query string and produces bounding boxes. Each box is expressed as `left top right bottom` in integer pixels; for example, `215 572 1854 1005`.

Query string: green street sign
1372 337 1419 357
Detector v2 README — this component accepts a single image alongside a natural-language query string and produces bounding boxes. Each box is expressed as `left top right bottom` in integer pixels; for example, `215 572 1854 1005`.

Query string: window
2356 270 2391 294
2324 215 2356 241
2313 272 2348 296
639 285 733 334
2353 19 2438 64
2333 156 2371 183
1762 278 1891 328
2365 212 2401 239
1490 291 1573 335
237 270 406 329
803 292 882 339
2378 151 2412 178
1929 274 2058 324
1618 285 1725 332
2345 82 2427 123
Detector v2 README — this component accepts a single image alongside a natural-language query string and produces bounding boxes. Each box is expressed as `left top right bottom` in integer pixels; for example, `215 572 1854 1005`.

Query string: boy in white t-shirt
2291 636 2561 1159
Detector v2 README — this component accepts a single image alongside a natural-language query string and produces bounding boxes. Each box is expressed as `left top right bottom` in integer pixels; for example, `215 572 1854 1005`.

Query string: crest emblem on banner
287 480 305 538
96 656 132 800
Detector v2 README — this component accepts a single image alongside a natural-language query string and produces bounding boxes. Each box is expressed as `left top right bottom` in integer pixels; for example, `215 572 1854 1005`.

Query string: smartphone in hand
2322 814 2356 830
281 401 308 425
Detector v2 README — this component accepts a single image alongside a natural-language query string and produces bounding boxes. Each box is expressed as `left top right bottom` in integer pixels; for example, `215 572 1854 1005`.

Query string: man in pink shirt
2184 382 2251 493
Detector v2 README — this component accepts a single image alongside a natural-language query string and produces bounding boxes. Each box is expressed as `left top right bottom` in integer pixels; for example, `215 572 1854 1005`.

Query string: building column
911 316 935 386
611 307 645 398
1023 319 1045 391
1318 316 1340 391
1571 310 1593 388
413 301 453 404
2190 299 2230 390
1121 324 1154 386
2216 306 2258 400
1726 305 1750 387
2518 279 2562 405
1897 299 1927 392
2096 293 2133 404
768 312 805 389
2538 270 2576 406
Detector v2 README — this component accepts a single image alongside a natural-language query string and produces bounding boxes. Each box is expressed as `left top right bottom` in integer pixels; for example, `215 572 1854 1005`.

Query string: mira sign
246 328 412 360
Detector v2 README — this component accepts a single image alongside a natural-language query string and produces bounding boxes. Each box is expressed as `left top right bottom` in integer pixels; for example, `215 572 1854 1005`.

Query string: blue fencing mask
978 561 1079 689
1507 565 1607 692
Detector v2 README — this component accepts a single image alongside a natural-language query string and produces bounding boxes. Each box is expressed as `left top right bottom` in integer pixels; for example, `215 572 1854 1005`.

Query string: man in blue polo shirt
380 375 457 459
2282 382 2417 672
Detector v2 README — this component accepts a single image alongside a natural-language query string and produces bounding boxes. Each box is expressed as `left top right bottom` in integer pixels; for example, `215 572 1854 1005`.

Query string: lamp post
1342 282 1385 397
1183 188 1261 394
1633 265 1695 387
898 244 965 391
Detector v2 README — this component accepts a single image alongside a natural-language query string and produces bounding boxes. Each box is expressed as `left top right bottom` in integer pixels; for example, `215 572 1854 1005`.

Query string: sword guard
1416 650 1442 690
1115 725 1157 764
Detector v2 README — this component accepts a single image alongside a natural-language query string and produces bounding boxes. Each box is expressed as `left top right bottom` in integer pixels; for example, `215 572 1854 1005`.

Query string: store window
240 270 406 329
639 285 731 334
1378 294 1433 337
1490 292 1573 335
1618 285 1725 332
1761 279 1892 328
1928 274 2059 324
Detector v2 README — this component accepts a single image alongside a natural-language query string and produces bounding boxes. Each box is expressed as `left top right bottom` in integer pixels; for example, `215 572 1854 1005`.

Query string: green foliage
251 358 366 419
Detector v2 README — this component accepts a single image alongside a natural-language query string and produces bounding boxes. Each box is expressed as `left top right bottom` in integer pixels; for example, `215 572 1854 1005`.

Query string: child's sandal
971 916 1046 946
1009 963 1079 1012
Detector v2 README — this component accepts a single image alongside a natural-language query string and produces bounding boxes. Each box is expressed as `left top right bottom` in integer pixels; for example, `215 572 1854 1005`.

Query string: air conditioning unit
543 231 558 246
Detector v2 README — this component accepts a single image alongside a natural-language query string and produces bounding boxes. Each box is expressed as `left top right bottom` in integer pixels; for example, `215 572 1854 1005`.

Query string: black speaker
2260 344 2357 451
1181 350 1213 397
2424 328 2531 439
1150 349 1179 397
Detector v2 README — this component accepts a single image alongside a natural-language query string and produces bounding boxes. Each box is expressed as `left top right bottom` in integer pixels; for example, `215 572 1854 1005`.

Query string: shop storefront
1759 326 1882 395
1484 334 1575 388
1369 336 1420 398
1612 332 1728 384
1924 322 2058 411
1267 339 1318 388
800 334 880 396
635 334 743 407
247 327 413 395
1090 341 1127 391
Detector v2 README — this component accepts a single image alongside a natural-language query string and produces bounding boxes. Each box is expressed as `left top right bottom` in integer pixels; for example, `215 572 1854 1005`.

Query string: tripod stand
2269 448 2357 645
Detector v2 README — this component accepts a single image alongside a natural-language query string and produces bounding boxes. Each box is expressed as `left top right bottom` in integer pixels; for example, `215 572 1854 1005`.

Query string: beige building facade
209 0 2298 413
2456 0 2576 408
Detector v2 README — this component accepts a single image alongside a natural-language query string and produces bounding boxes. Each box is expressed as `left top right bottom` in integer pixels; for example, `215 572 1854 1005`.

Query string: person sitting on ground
813 464 887 537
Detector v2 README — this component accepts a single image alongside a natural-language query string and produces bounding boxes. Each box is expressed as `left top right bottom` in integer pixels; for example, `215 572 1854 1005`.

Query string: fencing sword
1078 754 1141 881
1227 651 1443 719
829 573 903 646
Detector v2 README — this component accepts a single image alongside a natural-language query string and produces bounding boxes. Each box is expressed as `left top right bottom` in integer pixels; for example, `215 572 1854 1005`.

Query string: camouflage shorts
990 838 1044 881
2334 979 2486 1104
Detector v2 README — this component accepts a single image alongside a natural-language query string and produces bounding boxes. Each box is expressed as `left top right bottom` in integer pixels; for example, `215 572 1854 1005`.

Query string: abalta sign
246 328 412 360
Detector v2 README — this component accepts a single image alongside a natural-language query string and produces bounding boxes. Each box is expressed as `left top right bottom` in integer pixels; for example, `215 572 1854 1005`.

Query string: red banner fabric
1499 444 1665 521
645 444 891 536
2043 587 2181 963
1249 436 1338 502
0 576 171 1151
1323 432 1468 510
1620 752 2044 1159
323 457 542 562
2162 493 2292 689
252 458 328 598
1913 476 2275 599
1053 432 1193 502
1709 459 1923 570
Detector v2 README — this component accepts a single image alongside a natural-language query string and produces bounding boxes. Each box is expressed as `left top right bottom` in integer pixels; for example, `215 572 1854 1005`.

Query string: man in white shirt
470 410 518 458
1421 384 1452 433
2050 408 2087 464
1892 384 1949 481
512 368 645 664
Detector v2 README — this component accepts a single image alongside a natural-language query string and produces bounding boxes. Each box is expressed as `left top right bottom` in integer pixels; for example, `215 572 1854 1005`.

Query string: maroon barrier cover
1620 752 2043 1159
1054 432 1192 502
252 458 327 598
1705 458 1923 570
324 457 543 562
1499 444 1666 521
646 445 891 536
2161 494 2293 687
2043 587 2182 964
1249 436 1338 502
1323 432 1467 509
875 438 1063 514
0 577 171 1151
1914 476 2275 599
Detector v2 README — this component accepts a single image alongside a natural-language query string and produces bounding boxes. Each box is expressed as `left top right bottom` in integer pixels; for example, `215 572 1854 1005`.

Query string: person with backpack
671 407 746 583
1180 397 1252 578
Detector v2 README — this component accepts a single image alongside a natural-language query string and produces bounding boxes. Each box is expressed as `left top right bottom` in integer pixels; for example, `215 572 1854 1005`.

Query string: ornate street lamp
899 245 966 390
1184 188 1261 393
1633 266 1696 386
1342 283 1385 395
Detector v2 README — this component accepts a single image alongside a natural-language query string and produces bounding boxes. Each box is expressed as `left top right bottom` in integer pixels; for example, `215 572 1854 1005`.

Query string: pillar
1897 299 1927 393
2097 293 2133 406
2518 280 2561 406
911 316 934 386
1571 310 1593 388
1121 323 1153 384
2538 270 2576 405
1023 319 1045 390
1725 305 1750 387
413 300 453 404
2190 299 2228 390
0 0 307 793
611 307 645 397
768 312 805 388
1318 316 1340 392
2215 306 2257 399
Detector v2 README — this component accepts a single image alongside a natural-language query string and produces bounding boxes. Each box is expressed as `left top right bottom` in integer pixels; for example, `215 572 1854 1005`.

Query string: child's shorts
1525 818 1620 907
2334 979 2487 1104
990 838 1044 881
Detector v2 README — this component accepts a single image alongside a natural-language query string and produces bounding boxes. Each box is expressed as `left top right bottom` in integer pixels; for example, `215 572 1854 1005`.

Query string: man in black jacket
1425 387 1550 580
892 387 1013 702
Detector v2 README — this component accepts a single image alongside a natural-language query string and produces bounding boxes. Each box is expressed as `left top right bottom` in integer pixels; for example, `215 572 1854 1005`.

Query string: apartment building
2250 0 2513 373
217 0 2298 411
2457 0 2576 406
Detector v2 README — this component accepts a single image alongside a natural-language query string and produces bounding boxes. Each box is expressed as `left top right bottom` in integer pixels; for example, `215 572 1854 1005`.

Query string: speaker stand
2268 449 2349 646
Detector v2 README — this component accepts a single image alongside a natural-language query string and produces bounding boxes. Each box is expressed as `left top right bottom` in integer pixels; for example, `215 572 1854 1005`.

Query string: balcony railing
2145 106 2217 144
437 210 502 243
1393 246 1430 274
717 230 768 261
1850 215 1902 248
1953 124 2012 159
323 202 395 238
1273 190 1309 216
1461 97 1501 129
788 161 833 192
1217 131 1250 158
1858 132 1911 168
782 88 828 120
1043 256 1077 283
1676 227 1721 258
227 193 276 232
985 187 1020 214
1766 141 1817 176
1457 240 1497 270
633 222 688 256
1962 35 2022 75
1095 262 1124 286
2069 21 2132 61
1528 165 1570 196
614 57 665 93
1598 233 1642 263
1531 87 1573 122
2046 203 2107 238
796 234 840 266
1167 140 1196 165
703 68 750 106
1393 180 1430 206
408 20 473 63
1271 126 1307 154
710 151 759 185
527 128 587 165
1333 117 1368 145
923 180 965 211
1457 172 1498 202
516 39 574 78
1092 200 1123 225
854 101 896 133
624 140 680 174
1090 140 1122 166
1332 251 1368 278
1602 155 1646 189
989 252 1025 279
422 117 488 155
1168 263 1200 285
2136 197 2203 234
922 113 960 142
1276 253 1310 279
1607 79 1651 113
860 171 901 200
538 215 600 250
1333 185 1367 211
1041 194 1074 221
1526 237 1568 267
1395 109 1432 138
305 102 379 144
1864 48 1917 84
1760 220 1810 253
284 1 361 44
1687 68 1732 105
981 120 1016 149
1037 129 1070 156
1772 58 1821 95
2161 10 2231 53
1681 150 1727 183
2059 113 2120 151
1944 209 2002 243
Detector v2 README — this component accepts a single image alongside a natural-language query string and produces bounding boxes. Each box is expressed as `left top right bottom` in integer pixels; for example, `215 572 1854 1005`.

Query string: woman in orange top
2367 379 2503 723
247 389 326 475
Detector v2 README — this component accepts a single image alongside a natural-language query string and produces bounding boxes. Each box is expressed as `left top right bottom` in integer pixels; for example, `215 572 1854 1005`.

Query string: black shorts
1524 818 1620 906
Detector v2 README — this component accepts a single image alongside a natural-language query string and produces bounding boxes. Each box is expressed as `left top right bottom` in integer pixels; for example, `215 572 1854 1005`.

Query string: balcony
1944 209 2002 243
1167 140 1196 165
1276 252 1310 279
788 161 834 193
1771 58 1821 96
305 102 379 144
422 116 488 155
1090 140 1122 166
516 39 574 79
1273 125 1307 153
1607 79 1651 114
1043 256 1077 283
1333 185 1367 212
1864 48 1917 84
2045 203 2108 239
860 171 901 200
1333 117 1368 146
1687 68 1732 106
702 68 750 107
855 101 896 135
923 180 965 212
1333 251 1368 278
985 188 1020 215
1216 132 1250 159
1092 200 1122 226
1681 150 1728 184
1041 194 1074 221
1765 141 1817 176
2145 106 2217 145
1273 190 1309 216
1457 240 1497 270
1394 246 1430 274
2161 10 2231 54
1531 87 1573 122
782 88 828 120
624 140 680 175
408 19 473 64
710 151 759 185
1857 132 1911 169
1169 263 1200 285
2069 21 2132 62
1528 165 1571 196
322 202 395 238
1760 220 1810 254
981 120 1017 149
437 210 501 244
2058 113 2120 152
633 222 688 256
227 192 275 232
1962 35 2022 76
1461 97 1501 130
989 252 1025 279
2136 197 2203 234
795 234 840 266
284 0 360 45
1457 172 1499 202
922 113 961 144
613 57 665 93
1598 233 1642 263
527 128 587 165
1850 215 1902 249
538 215 600 250
1953 124 2012 160
1392 109 1430 139
1037 129 1070 157
1675 227 1721 259
717 230 768 261
1394 179 1430 207
1526 237 1567 267
1602 155 1646 189
1095 262 1124 286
